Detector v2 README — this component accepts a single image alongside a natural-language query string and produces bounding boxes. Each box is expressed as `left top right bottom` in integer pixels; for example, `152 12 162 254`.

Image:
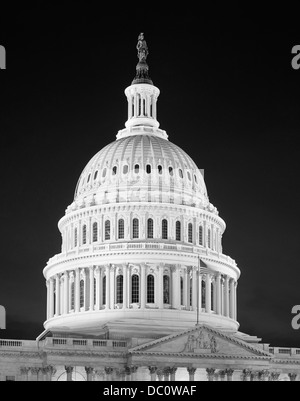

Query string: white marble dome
72 133 210 212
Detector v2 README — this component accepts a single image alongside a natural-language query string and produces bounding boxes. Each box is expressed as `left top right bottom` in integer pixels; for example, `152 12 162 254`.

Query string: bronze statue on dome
137 33 149 63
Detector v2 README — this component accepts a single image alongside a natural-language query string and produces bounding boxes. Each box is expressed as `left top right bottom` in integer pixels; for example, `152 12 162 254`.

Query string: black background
0 4 300 347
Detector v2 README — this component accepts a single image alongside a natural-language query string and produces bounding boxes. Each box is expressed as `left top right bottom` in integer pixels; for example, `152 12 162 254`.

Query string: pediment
129 325 271 359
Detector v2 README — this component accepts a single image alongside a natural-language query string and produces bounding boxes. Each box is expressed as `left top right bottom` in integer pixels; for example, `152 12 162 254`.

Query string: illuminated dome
72 134 209 212
43 34 240 339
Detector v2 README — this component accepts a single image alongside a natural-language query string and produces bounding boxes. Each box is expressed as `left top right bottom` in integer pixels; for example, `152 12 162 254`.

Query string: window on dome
102 276 106 306
147 275 155 304
188 223 193 244
199 226 203 246
116 275 123 304
80 279 84 309
102 168 107 179
133 218 139 239
87 174 91 183
135 164 140 174
179 169 183 179
147 218 154 239
112 166 117 176
194 174 198 184
163 275 170 304
132 275 140 304
146 164 152 174
158 165 163 175
187 171 191 181
82 225 87 245
105 220 111 241
93 222 98 243
123 165 129 175
94 171 98 180
176 221 181 241
71 282 75 310
74 228 78 248
118 219 125 240
169 167 174 177
162 219 168 240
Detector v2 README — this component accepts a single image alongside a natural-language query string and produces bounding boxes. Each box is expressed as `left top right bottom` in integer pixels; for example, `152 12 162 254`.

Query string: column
234 282 238 321
226 369 234 382
83 269 88 311
65 366 74 382
289 373 297 382
64 271 69 315
105 265 110 310
125 367 131 382
186 268 191 309
148 367 157 382
243 370 252 382
251 372 259 382
105 367 113 381
163 368 170 382
45 366 56 382
188 367 197 382
172 265 181 310
259 371 269 382
157 370 164 382
140 264 146 309
183 269 188 309
110 265 115 309
206 369 215 382
131 366 138 381
55 275 60 316
170 367 177 382
216 273 221 315
89 266 95 311
85 367 94 382
205 274 212 313
20 368 30 382
123 264 128 309
219 371 226 382
49 278 54 319
192 268 197 311
96 267 101 310
75 269 80 313
46 282 50 320
158 264 164 309
229 279 235 319
269 372 280 382
30 368 40 382
224 276 230 318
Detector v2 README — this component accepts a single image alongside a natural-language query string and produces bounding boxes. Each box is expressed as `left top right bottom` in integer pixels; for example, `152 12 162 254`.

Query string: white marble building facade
1 34 299 381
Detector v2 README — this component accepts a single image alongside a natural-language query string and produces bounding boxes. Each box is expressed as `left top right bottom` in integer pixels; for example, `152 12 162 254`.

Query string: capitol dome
72 134 209 212
43 34 240 340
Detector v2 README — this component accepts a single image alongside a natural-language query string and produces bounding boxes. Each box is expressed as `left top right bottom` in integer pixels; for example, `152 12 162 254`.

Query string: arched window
82 225 87 245
188 223 193 243
147 275 155 304
123 165 129 175
179 169 183 179
102 168 107 178
87 174 91 183
180 277 184 306
102 276 106 306
74 228 78 248
163 275 170 304
158 165 163 175
131 275 140 304
162 219 168 240
208 229 211 249
80 279 84 308
112 166 117 176
169 167 174 177
133 218 139 239
135 164 140 174
199 226 203 246
71 282 75 310
147 218 154 239
93 222 98 243
176 221 181 241
146 164 152 174
116 275 123 304
94 171 98 181
105 220 111 241
118 219 125 240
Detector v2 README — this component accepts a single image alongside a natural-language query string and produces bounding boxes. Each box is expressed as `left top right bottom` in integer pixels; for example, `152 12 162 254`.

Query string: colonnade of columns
46 264 238 322
20 366 56 382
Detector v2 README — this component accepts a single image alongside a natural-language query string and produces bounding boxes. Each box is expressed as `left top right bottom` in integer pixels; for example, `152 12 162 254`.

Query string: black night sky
1 6 300 347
